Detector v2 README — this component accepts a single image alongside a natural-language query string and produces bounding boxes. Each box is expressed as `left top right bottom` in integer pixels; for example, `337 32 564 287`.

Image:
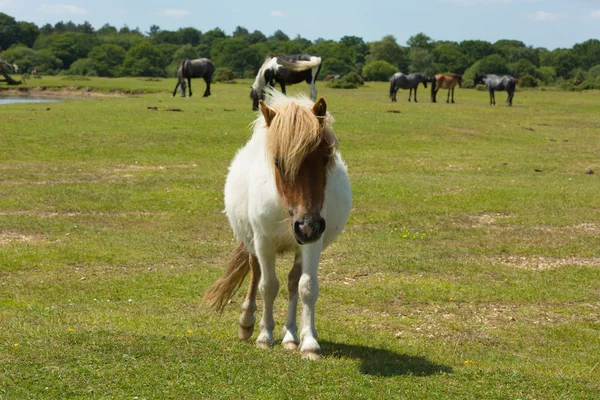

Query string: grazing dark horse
250 54 322 110
473 73 516 106
389 72 429 102
431 74 462 103
172 58 215 98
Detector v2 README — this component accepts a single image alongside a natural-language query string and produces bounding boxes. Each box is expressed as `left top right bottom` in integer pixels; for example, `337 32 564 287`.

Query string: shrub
362 60 397 82
518 74 537 88
213 67 236 82
65 58 97 76
328 72 365 89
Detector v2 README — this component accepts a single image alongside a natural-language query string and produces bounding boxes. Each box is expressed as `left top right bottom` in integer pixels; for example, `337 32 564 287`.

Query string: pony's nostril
318 218 326 235
294 221 302 235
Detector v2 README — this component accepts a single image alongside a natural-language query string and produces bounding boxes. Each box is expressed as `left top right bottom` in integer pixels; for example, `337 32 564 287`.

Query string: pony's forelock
252 90 337 181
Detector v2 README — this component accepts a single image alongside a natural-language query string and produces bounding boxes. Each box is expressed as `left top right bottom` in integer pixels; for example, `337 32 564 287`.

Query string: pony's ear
259 100 277 127
312 97 327 120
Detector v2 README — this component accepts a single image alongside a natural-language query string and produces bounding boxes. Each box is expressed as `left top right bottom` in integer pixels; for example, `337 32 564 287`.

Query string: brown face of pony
260 98 334 245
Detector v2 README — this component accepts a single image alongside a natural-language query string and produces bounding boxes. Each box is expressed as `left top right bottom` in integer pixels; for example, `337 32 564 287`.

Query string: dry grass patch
495 255 600 270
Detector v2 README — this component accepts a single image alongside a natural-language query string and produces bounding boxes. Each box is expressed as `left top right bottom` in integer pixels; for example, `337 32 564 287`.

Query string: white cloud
37 4 88 15
528 10 567 21
590 9 600 19
158 9 190 18
270 11 286 17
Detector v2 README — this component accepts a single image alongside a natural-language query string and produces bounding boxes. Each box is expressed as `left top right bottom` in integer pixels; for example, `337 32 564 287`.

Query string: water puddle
0 96 62 105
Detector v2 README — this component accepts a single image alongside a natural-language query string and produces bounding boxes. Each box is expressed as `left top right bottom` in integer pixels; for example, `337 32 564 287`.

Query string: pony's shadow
321 341 452 377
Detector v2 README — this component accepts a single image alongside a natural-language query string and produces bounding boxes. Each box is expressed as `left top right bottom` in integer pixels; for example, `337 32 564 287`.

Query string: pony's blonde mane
257 92 337 181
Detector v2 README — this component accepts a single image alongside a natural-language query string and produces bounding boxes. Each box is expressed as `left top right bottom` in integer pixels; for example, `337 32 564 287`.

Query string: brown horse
203 91 352 359
431 74 463 103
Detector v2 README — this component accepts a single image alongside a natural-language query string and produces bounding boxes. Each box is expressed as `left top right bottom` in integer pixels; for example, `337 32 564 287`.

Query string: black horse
389 72 429 102
473 73 516 106
250 54 322 110
172 58 215 98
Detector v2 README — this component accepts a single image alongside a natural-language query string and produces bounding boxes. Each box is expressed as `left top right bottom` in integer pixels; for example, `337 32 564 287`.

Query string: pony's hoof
238 324 254 340
301 350 320 360
255 340 272 349
282 341 298 351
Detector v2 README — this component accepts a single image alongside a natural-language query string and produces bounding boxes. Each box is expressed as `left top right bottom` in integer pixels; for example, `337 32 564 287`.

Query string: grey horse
389 72 429 102
172 58 215 98
473 73 516 106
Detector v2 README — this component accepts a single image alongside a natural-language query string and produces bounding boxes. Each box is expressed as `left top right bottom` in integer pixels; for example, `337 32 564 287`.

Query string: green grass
1 77 599 399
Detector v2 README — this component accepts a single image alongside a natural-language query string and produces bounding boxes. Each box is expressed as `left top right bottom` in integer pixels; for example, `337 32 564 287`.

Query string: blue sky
1 0 599 50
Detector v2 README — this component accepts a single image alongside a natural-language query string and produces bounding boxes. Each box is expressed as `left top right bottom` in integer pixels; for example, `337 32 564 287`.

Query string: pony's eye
274 159 280 169
322 155 330 165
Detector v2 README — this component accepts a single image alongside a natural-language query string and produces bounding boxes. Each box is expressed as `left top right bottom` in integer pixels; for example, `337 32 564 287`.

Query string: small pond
0 96 62 105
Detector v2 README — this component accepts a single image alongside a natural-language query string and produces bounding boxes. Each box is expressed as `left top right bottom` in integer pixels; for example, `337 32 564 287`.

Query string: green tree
432 44 470 73
536 66 557 85
0 12 19 50
459 40 496 63
508 58 537 78
362 60 397 81
121 41 167 77
66 58 96 75
366 35 408 72
16 21 40 48
553 50 578 78
179 27 201 46
340 35 368 64
269 30 289 41
34 32 97 69
88 44 126 76
407 33 433 50
408 48 436 75
572 39 600 70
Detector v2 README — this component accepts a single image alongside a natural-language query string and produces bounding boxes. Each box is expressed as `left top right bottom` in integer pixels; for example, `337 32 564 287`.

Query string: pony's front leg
489 90 495 105
255 240 279 348
309 83 317 101
238 253 260 340
447 89 451 103
408 88 412 102
282 253 302 350
171 81 180 97
298 240 323 360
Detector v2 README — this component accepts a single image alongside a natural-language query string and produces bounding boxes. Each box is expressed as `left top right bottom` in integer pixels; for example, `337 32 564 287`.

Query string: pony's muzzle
293 217 326 244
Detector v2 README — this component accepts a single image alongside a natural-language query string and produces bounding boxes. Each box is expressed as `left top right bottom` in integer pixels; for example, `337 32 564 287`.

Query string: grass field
1 77 599 399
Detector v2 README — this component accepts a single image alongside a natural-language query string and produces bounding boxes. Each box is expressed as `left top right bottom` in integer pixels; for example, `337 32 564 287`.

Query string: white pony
204 91 351 359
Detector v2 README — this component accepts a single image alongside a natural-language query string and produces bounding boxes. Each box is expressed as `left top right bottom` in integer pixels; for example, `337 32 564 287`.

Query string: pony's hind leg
187 78 193 97
238 253 260 340
282 253 302 350
203 77 211 97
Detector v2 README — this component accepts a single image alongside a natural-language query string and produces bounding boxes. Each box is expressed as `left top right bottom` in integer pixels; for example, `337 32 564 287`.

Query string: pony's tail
430 76 437 102
202 242 251 313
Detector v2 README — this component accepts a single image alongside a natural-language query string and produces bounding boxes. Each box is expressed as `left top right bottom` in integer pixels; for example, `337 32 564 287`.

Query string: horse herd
172 53 517 107
180 54 516 359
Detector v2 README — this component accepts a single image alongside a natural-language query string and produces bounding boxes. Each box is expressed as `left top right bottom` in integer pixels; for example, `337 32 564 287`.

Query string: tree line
1 12 600 89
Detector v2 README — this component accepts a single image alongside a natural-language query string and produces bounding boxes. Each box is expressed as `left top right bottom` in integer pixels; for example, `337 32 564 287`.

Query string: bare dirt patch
495 255 600 270
0 232 41 245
